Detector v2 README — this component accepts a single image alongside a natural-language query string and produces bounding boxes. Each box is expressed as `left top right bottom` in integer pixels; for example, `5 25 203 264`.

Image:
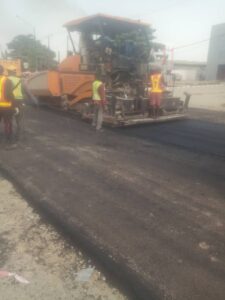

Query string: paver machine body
28 14 189 126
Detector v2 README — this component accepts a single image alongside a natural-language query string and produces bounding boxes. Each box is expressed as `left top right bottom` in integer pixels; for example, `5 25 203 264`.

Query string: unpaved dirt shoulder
0 176 126 300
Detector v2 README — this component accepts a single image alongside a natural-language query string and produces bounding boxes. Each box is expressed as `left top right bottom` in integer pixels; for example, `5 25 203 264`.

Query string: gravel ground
0 176 126 300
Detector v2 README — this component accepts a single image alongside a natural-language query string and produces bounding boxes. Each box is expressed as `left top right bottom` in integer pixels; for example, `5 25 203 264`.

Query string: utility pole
46 34 53 69
67 35 69 56
39 33 54 69
48 36 50 50
45 34 53 50
33 27 37 71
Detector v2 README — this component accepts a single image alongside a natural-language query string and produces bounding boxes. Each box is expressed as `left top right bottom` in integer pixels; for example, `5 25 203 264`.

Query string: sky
1 0 225 62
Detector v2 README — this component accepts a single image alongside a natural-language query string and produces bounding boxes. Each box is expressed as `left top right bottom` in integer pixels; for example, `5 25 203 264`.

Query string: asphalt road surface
0 106 225 300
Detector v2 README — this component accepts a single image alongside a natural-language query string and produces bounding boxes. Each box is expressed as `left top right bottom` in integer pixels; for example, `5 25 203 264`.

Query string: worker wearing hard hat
7 65 25 140
149 66 166 118
0 65 15 143
92 73 106 131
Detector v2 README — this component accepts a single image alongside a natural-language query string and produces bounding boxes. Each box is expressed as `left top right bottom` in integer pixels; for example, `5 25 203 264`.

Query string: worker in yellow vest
149 66 165 118
7 66 25 140
0 65 15 143
92 73 106 131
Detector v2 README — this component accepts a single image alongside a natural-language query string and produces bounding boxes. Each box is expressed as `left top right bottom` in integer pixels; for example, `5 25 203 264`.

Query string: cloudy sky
1 0 225 62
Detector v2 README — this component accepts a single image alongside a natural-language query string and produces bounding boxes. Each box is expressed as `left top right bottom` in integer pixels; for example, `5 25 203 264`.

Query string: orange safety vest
0 76 12 108
150 74 163 93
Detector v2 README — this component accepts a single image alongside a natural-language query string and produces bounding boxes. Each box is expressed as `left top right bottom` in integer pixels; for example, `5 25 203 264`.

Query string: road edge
0 162 167 300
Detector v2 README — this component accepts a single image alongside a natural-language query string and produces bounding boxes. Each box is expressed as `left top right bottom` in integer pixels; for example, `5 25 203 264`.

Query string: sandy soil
0 176 126 300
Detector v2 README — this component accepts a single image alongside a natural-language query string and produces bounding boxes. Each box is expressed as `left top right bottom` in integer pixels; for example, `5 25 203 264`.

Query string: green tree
7 34 57 71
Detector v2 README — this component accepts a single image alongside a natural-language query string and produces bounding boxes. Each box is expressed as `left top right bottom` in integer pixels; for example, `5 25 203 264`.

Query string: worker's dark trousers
92 104 103 130
150 93 162 118
15 101 25 139
4 117 13 140
0 110 13 141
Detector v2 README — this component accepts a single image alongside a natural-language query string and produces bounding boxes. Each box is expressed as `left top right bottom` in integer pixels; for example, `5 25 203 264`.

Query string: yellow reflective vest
150 74 163 93
92 80 102 101
9 76 23 100
0 76 12 108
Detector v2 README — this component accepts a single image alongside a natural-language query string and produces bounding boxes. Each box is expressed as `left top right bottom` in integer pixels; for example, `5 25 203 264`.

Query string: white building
206 23 225 80
172 61 206 81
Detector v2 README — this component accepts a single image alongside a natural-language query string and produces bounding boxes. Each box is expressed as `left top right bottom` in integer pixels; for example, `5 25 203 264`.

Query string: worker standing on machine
0 65 15 144
92 73 106 131
7 66 25 140
150 66 165 118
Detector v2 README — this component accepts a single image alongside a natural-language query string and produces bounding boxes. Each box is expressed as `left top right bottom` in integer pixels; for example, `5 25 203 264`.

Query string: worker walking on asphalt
150 66 165 118
0 65 15 144
92 74 106 131
7 66 25 140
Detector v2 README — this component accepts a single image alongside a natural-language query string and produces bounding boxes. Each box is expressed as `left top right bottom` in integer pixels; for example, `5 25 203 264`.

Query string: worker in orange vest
92 73 106 131
149 66 165 118
0 65 15 143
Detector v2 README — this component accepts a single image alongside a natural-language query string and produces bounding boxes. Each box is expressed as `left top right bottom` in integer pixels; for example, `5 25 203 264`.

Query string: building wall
170 63 206 81
206 23 225 80
173 66 203 81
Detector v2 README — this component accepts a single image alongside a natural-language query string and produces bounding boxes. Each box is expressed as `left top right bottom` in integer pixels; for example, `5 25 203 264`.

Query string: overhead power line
173 32 225 51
